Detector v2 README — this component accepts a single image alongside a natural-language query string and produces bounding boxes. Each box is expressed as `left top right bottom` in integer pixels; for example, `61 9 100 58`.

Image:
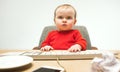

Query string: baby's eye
67 16 72 19
58 16 63 19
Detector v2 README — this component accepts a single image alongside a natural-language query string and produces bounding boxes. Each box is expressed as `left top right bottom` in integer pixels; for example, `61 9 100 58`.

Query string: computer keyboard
19 50 104 60
1 50 107 60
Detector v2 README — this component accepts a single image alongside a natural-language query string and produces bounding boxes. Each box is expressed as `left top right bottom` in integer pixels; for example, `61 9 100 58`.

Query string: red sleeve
74 30 87 50
40 31 52 48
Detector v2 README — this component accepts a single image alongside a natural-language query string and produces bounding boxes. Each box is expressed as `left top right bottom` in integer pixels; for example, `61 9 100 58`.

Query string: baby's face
54 7 76 31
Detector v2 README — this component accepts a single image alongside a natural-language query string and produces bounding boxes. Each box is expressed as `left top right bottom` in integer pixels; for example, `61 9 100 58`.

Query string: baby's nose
62 18 67 23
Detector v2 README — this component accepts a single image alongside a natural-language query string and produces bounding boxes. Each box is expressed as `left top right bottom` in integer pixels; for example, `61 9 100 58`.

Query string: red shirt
41 29 87 50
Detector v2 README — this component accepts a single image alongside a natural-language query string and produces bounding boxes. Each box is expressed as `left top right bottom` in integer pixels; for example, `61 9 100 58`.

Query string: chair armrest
91 46 98 50
33 46 40 50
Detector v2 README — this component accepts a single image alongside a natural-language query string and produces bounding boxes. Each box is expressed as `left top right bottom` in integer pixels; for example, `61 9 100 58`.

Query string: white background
0 0 120 50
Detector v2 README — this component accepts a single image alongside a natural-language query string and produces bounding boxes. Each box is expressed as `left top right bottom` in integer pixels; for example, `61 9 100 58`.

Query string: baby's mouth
62 24 67 26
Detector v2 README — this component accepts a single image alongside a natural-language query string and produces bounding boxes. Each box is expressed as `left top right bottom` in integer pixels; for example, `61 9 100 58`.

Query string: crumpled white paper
91 51 120 72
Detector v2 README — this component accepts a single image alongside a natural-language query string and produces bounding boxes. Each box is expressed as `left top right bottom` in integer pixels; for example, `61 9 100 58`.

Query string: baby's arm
68 44 82 52
40 45 53 51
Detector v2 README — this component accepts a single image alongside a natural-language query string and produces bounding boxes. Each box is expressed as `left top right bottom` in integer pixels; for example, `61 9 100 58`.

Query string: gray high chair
33 25 97 50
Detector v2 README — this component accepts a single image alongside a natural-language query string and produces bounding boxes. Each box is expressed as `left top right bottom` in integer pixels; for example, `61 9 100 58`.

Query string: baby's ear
74 19 77 25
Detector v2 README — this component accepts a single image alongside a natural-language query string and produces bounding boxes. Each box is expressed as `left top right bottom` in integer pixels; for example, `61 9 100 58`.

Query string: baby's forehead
56 7 75 14
57 10 74 16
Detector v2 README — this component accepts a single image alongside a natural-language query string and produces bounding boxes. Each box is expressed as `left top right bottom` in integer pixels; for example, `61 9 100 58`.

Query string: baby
40 4 87 52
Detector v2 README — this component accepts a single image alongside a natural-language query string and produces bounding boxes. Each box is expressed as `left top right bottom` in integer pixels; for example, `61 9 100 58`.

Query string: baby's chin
58 29 72 31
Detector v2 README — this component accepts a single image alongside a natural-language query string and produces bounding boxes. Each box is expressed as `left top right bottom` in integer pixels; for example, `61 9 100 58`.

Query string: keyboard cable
56 57 66 72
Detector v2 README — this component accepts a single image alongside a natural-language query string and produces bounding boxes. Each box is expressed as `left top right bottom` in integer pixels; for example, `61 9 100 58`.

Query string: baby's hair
54 4 77 18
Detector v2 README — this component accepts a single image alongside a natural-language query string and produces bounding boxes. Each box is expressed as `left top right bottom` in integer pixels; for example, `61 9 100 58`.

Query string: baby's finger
40 47 45 51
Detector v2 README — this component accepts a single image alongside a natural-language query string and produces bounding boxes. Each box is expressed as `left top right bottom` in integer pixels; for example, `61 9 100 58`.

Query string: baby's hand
40 46 53 51
68 44 82 52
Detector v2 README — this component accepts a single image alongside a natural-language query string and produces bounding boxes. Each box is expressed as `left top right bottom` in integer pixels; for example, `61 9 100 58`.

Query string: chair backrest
39 25 91 50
